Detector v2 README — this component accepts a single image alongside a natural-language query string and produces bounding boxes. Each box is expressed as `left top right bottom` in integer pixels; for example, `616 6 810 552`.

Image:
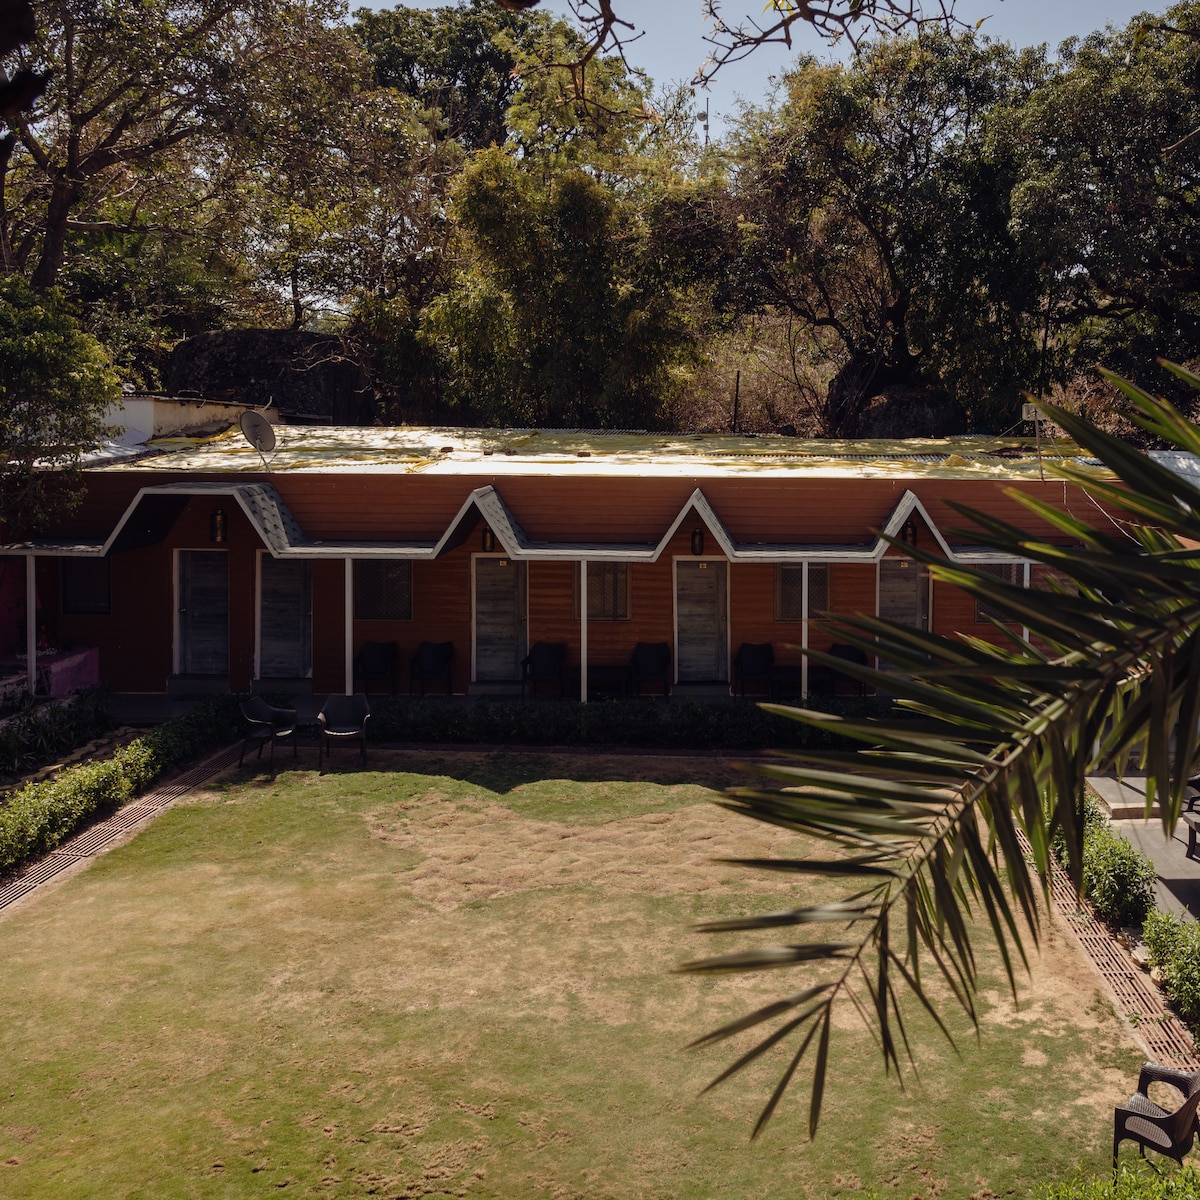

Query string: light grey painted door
474 557 526 681
676 560 728 682
259 557 311 678
878 558 930 630
179 550 229 675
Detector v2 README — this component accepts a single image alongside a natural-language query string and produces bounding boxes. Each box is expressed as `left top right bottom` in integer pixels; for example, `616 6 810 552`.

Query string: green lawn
0 750 1143 1198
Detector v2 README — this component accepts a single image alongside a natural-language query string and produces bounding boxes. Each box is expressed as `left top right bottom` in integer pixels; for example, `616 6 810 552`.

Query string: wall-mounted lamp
690 528 705 556
210 508 227 544
901 518 918 547
481 527 496 553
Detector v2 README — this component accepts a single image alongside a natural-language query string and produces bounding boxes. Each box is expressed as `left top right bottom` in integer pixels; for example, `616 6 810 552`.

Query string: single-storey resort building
0 425 1132 702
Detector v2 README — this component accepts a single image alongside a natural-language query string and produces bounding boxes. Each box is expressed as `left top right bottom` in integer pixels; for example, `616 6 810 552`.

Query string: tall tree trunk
0 134 15 273
30 176 77 291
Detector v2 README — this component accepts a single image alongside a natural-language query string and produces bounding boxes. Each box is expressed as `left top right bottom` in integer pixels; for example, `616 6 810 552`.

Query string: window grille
974 562 1022 622
354 560 412 620
575 563 629 621
776 565 829 621
62 557 110 615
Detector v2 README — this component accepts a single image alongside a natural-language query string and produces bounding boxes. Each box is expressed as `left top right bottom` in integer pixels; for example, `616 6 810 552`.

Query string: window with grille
974 562 1023 622
61 557 110 615
775 565 829 621
575 562 629 621
354 560 412 620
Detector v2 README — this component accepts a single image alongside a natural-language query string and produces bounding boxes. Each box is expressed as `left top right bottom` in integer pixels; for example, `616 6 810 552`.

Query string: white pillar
1022 560 1031 645
344 558 354 695
801 561 809 699
579 559 588 704
25 553 36 696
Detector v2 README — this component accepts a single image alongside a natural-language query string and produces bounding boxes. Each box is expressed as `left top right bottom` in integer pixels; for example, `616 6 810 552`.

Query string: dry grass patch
0 749 1143 1198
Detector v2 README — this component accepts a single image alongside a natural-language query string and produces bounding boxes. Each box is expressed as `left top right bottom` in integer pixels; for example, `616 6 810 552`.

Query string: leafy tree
425 147 697 427
728 31 1050 433
1010 4 1200 400
0 276 117 535
679 365 1200 1135
1 0 347 291
354 0 556 150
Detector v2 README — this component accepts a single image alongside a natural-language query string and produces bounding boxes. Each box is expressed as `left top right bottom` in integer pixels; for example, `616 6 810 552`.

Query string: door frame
254 550 313 680
173 547 230 676
671 556 731 684
470 553 528 683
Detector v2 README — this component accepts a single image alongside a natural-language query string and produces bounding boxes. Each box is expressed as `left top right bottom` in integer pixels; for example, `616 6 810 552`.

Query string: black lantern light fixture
210 508 227 544
901 518 918 546
690 527 705 556
481 527 496 553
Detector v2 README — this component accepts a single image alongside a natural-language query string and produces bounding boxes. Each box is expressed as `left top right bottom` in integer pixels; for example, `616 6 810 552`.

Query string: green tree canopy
0 276 117 536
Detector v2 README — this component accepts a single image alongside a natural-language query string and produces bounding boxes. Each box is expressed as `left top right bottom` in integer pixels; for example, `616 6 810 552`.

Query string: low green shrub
1144 909 1200 1025
1081 825 1157 926
1036 1163 1200 1199
0 687 112 778
0 696 241 879
365 695 890 751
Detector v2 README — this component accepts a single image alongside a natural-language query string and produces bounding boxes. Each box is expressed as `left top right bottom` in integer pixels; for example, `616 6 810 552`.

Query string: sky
381 0 1164 135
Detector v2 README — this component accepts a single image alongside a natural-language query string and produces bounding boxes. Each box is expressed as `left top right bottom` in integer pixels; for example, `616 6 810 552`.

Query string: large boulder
163 330 376 424
855 385 969 438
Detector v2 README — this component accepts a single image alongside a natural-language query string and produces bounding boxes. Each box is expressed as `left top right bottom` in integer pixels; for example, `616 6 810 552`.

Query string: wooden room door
258 556 311 678
675 560 728 682
178 550 229 675
473 556 527 682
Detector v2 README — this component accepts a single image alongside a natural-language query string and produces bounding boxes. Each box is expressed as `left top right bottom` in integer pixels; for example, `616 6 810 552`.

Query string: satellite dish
239 410 277 454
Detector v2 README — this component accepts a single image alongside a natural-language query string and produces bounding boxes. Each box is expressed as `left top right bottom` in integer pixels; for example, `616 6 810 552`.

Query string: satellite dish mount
239 410 277 471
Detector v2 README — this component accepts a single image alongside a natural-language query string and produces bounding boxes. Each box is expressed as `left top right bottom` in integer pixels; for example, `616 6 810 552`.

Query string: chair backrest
527 642 565 676
830 643 869 667
414 640 454 673
357 641 398 674
319 693 370 727
631 642 671 675
241 696 274 724
735 643 774 674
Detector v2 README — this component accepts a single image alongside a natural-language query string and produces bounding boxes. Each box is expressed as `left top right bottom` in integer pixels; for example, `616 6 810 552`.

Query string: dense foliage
0 695 240 878
0 687 110 779
5 0 1200 432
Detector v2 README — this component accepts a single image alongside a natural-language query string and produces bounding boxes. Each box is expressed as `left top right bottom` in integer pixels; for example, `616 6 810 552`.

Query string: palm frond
684 367 1200 1137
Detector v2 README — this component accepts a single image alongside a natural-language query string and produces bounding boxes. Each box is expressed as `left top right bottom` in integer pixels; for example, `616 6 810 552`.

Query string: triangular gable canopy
1 483 1025 564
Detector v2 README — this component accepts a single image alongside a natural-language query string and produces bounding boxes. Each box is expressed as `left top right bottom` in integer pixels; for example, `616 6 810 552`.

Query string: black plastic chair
733 643 774 697
410 641 454 695
628 642 671 698
1114 1062 1200 1169
522 642 566 698
317 694 371 767
829 643 870 696
354 641 399 694
238 697 298 769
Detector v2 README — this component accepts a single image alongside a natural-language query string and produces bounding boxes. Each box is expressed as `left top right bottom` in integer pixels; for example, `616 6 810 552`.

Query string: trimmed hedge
0 687 112 778
365 695 889 751
1143 909 1200 1026
1037 1164 1200 1199
1082 825 1157 927
0 696 241 879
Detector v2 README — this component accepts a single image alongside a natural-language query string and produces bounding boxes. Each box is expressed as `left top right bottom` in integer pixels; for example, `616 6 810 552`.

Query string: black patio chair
522 641 566 699
238 696 298 769
317 693 371 767
628 641 671 698
410 641 454 695
733 642 774 697
354 640 399 694
1113 1062 1200 1170
829 642 870 696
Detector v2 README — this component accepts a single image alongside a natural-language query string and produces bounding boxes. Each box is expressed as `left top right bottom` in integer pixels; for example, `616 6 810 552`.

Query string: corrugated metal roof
90 425 1119 482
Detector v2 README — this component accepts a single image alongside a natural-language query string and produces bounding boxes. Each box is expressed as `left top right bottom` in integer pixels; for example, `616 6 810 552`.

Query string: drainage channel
0 744 243 914
1047 854 1198 1065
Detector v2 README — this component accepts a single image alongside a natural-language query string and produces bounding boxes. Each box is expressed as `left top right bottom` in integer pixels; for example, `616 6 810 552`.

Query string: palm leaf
683 365 1200 1137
